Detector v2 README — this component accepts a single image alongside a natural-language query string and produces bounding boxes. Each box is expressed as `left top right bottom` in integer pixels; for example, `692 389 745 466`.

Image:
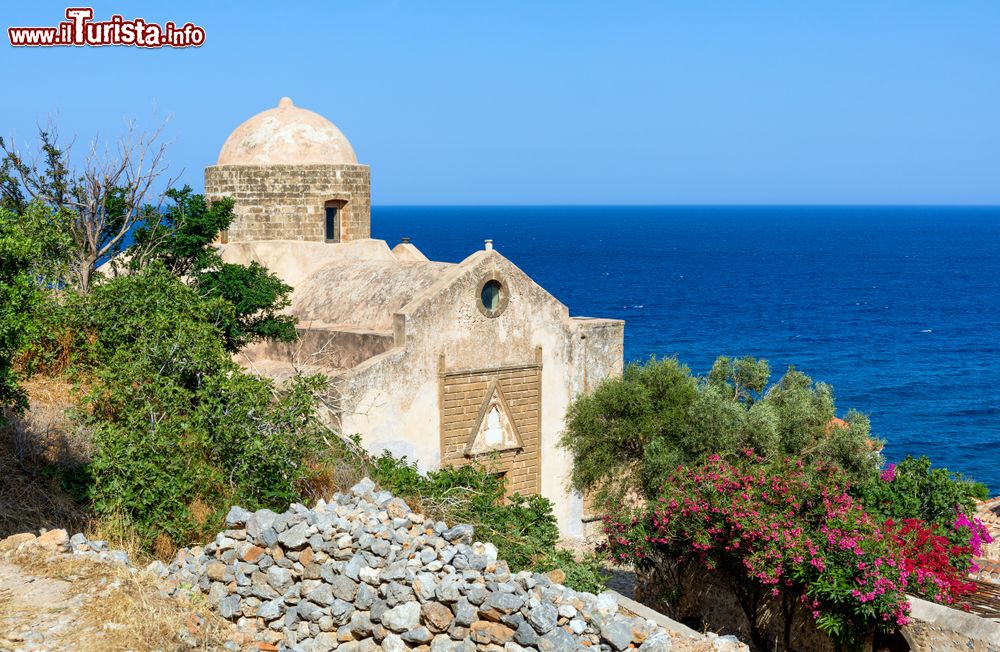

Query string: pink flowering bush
954 511 993 558
855 455 991 587
603 453 913 650
886 518 977 606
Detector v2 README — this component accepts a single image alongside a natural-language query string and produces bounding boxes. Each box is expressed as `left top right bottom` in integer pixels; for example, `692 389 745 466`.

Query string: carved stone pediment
465 379 523 457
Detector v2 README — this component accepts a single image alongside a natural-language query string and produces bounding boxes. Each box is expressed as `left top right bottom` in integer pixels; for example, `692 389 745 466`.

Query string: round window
478 278 507 317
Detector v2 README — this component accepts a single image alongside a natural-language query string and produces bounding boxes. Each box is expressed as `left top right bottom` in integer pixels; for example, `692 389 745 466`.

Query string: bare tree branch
2 118 177 292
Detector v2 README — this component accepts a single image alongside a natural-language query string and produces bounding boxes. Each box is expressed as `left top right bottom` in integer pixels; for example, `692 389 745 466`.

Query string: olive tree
560 356 880 510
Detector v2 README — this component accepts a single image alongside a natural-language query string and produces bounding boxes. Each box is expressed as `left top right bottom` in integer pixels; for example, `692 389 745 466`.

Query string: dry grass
0 585 14 621
85 509 151 566
0 376 91 538
73 568 230 651
8 550 231 651
189 499 214 527
298 451 364 507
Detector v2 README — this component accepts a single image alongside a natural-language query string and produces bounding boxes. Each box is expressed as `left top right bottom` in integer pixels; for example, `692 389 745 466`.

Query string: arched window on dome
324 199 345 242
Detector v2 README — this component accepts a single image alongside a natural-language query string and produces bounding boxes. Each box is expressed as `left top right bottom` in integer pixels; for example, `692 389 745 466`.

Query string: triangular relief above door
465 379 524 457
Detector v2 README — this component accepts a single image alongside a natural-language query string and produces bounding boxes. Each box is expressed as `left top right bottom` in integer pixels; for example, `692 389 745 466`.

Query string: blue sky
2 2 999 205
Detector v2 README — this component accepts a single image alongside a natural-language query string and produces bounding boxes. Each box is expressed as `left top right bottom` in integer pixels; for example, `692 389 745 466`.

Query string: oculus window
477 275 508 317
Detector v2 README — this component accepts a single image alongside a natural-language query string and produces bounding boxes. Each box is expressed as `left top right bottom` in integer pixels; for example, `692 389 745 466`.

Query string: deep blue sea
372 206 1000 494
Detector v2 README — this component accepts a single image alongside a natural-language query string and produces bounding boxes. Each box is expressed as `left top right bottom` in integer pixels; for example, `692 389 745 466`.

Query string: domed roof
216 97 358 166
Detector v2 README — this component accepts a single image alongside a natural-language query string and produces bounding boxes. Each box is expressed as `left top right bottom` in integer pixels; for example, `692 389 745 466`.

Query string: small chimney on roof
484 239 493 251
401 237 410 244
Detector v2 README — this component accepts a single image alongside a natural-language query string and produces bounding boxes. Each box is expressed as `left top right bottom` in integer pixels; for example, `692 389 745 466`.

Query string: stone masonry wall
205 164 371 243
636 564 1000 652
440 364 542 497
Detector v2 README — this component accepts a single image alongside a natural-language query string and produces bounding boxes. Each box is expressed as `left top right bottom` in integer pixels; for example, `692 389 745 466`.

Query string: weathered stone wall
333 249 624 537
903 594 1000 651
205 164 371 243
635 565 1000 651
440 363 542 497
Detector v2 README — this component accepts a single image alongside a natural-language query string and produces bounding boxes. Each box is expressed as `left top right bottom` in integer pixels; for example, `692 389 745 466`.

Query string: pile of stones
0 527 129 566
154 479 747 651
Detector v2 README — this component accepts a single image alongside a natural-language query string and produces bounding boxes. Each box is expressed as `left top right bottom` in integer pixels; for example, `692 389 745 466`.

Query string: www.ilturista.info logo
8 7 205 48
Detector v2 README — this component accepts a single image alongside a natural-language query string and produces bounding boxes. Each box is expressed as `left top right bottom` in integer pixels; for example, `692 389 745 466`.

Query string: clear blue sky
2 2 999 205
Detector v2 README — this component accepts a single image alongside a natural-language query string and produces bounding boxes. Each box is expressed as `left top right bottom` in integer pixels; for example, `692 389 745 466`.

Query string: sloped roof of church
291 258 456 332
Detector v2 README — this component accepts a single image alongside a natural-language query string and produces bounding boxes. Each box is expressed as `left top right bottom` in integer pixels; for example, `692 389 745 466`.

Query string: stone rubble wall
152 479 749 651
0 480 751 651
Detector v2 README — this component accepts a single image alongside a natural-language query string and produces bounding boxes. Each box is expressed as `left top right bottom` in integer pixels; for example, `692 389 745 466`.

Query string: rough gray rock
640 632 675 652
257 597 283 620
225 506 251 527
526 602 558 634
216 594 241 619
381 600 420 632
277 521 309 549
602 619 635 651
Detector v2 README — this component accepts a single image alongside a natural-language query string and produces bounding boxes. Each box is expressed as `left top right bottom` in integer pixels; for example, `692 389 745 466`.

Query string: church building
207 98 624 537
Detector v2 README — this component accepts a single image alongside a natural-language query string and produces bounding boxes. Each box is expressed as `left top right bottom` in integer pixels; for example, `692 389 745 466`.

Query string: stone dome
216 97 358 166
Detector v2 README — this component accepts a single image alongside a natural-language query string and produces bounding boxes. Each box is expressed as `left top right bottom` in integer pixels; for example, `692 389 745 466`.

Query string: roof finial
278 96 294 108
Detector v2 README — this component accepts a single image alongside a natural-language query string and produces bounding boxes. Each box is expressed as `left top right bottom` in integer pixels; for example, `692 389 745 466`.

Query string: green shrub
60 265 328 549
194 372 327 507
84 263 233 385
0 208 41 416
532 549 608 595
88 363 225 545
560 356 880 511
87 361 327 547
854 455 988 536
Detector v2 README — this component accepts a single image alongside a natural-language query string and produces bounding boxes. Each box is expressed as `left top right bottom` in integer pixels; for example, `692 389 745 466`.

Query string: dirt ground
0 549 230 652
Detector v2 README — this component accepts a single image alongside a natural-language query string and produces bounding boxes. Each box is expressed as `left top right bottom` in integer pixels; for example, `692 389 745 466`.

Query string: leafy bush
0 208 42 416
561 356 880 511
84 263 233 383
531 549 608 595
41 265 328 550
366 452 606 592
855 456 988 538
88 362 326 547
